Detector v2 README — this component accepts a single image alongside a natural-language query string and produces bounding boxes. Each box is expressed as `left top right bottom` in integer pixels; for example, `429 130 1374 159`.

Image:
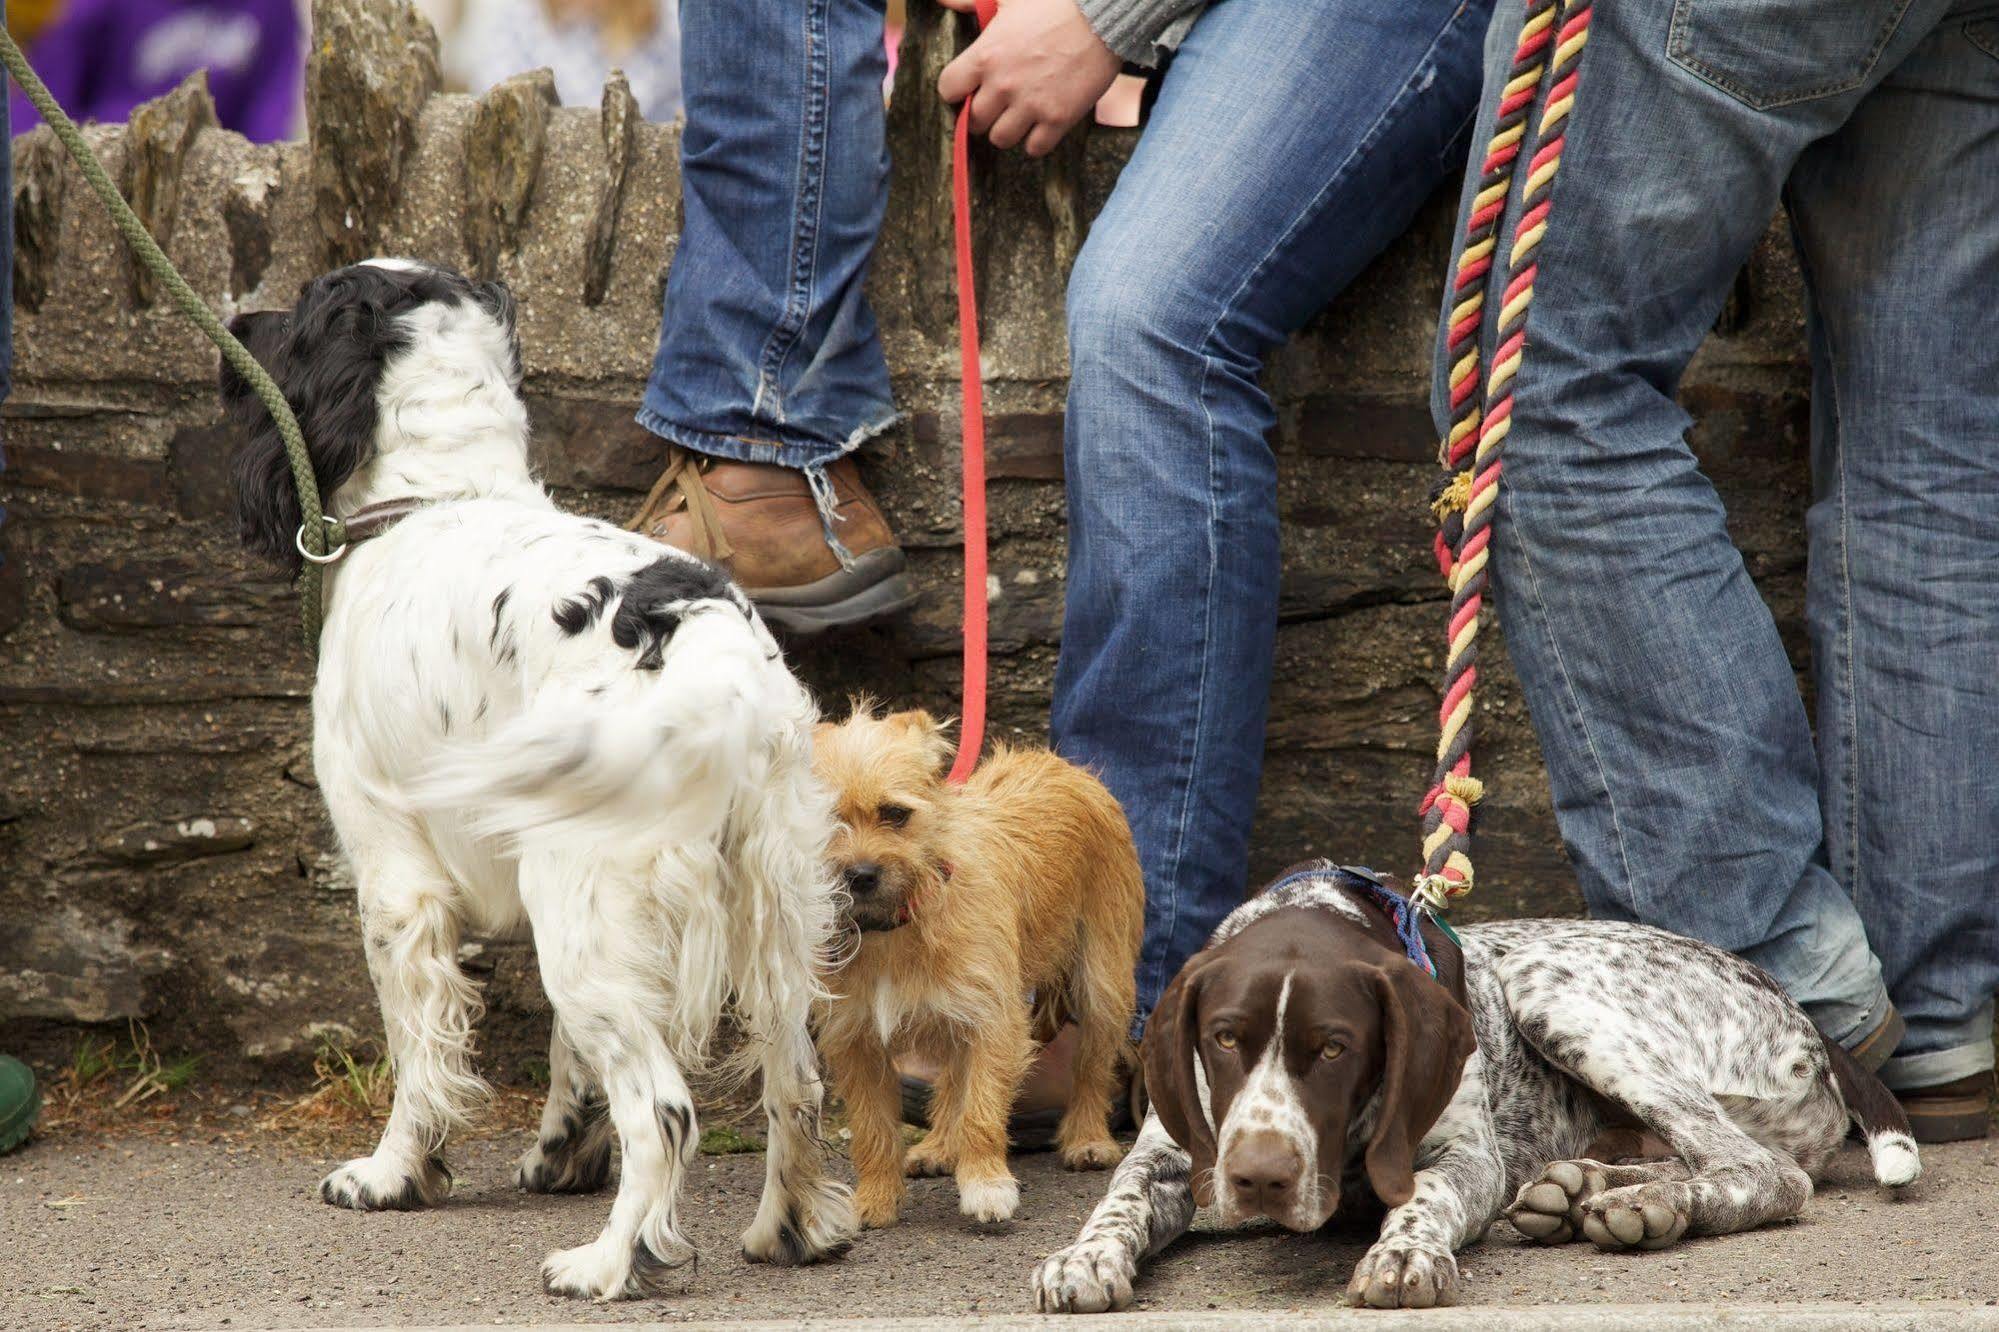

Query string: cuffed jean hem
1879 1001 1997 1092
1828 988 1898 1060
633 403 902 472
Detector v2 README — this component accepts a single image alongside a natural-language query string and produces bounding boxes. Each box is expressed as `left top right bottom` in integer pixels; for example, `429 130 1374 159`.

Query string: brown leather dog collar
298 499 430 566
336 498 430 544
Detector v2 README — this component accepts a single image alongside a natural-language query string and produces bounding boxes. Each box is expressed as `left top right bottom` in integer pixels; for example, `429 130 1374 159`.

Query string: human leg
1786 9 1999 1124
633 0 913 629
1054 0 1495 1026
1428 0 1961 1047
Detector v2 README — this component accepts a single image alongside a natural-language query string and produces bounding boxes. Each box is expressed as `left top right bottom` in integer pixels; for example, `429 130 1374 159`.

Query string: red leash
944 0 999 787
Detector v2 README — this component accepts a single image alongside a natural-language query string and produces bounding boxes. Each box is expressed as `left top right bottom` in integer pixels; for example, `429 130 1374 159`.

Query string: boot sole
747 548 922 636
1899 1093 1994 1144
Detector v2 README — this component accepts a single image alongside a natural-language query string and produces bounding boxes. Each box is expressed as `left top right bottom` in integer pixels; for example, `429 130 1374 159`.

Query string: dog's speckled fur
1035 866 1920 1313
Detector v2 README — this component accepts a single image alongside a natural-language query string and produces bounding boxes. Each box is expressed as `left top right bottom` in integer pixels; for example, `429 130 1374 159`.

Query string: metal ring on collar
295 516 347 565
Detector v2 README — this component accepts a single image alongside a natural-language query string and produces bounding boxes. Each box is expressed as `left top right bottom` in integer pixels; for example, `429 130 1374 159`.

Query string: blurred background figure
7 0 307 140
424 0 683 122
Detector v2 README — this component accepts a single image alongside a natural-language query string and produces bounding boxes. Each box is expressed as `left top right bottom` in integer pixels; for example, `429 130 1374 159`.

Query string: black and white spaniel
224 259 855 1299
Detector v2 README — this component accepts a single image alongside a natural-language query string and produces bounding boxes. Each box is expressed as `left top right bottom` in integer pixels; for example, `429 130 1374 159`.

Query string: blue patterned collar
1263 862 1448 979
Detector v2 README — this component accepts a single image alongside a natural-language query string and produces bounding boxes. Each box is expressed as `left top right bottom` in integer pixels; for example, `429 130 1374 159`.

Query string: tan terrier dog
813 707 1145 1227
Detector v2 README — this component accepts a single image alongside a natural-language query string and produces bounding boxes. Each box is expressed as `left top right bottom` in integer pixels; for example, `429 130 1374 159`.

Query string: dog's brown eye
878 803 912 828
1214 1030 1238 1051
1320 1042 1345 1061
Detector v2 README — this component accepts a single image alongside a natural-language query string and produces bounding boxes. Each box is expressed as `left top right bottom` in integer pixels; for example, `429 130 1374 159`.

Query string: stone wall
0 0 1818 1073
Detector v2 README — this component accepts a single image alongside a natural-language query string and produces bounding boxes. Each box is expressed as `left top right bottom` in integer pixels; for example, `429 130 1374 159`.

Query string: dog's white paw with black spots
1035 1237 1137 1313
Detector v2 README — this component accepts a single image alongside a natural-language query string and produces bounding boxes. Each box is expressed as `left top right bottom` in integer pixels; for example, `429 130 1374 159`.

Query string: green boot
0 1055 41 1154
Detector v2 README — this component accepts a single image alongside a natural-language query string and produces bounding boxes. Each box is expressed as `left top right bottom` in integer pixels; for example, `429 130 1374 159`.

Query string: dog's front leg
320 852 484 1212
1347 1087 1507 1310
829 1024 907 1228
1035 1109 1196 1313
951 1018 1035 1223
743 1024 857 1264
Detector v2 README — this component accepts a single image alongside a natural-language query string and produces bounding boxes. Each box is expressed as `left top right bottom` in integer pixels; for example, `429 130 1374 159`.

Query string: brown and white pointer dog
1035 863 1920 1312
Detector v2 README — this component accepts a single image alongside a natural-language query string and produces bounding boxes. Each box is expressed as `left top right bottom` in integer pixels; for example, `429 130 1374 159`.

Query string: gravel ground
3 1131 1995 1330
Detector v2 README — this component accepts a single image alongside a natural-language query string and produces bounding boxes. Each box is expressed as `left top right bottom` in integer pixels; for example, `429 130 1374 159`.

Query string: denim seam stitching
1787 210 1863 905
754 2 832 420
1827 286 1862 903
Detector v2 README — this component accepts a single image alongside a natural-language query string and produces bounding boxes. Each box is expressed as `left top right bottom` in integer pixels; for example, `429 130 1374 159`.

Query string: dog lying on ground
223 259 855 1299
1035 862 1920 1312
812 708 1145 1226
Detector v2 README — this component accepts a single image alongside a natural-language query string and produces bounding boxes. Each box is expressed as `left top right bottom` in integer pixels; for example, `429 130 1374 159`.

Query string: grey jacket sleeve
1077 0 1207 68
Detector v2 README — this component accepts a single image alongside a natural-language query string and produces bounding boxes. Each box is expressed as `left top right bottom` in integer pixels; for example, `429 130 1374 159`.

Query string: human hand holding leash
937 0 1122 157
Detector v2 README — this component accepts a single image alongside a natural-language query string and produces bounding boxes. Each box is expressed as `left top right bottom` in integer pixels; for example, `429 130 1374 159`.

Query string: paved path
4 1132 1995 1329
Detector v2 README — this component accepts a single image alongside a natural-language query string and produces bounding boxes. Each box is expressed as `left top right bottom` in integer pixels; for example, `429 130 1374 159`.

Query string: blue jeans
1051 0 1492 1027
647 0 1493 1029
1434 0 1999 1088
640 0 897 472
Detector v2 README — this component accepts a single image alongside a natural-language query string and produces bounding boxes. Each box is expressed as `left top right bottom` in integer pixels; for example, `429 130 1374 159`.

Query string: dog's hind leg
730 755 857 1261
1056 925 1138 1172
320 815 484 1212
517 1018 613 1194
743 1022 857 1265
1504 963 1817 1251
523 855 701 1301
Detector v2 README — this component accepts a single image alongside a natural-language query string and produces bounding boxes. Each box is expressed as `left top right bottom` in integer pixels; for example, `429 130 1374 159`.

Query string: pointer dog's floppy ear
1363 961 1477 1207
1141 953 1219 1204
224 269 411 572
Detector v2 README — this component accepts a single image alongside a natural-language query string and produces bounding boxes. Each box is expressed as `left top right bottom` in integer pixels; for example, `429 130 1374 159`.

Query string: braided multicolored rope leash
1416 0 1594 912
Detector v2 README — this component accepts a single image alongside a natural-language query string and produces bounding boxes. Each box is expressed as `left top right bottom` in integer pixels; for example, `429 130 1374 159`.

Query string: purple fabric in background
10 0 305 142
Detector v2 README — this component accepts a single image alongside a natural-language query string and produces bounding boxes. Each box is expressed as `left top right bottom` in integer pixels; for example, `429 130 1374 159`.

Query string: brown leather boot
629 448 918 635
1896 1070 1994 1144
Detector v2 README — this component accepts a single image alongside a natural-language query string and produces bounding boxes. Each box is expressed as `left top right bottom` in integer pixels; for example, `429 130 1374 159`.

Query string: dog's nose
844 863 881 895
1227 1129 1304 1216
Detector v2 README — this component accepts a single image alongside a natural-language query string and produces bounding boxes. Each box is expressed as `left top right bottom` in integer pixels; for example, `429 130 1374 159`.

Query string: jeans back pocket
1668 0 1917 109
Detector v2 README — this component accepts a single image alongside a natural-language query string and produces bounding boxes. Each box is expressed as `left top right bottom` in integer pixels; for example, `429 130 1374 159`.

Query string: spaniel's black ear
219 310 291 413
223 306 307 569
225 270 407 572
1140 953 1218 1204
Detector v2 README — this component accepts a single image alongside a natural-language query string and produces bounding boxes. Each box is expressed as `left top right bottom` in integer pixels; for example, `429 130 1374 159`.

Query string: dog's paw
904 1135 956 1178
319 1153 450 1211
743 1176 856 1265
1505 1159 1607 1244
958 1174 1019 1224
1034 1239 1137 1313
854 1177 904 1229
542 1230 695 1301
1579 1181 1690 1252
1346 1239 1459 1309
1060 1137 1125 1172
517 1131 613 1195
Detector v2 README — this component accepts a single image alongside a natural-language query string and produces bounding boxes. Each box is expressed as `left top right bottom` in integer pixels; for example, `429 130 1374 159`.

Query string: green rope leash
0 27 334 650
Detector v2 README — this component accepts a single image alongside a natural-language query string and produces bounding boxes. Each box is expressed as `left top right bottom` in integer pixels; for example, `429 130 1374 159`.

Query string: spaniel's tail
411 607 775 847
1822 1028 1921 1188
